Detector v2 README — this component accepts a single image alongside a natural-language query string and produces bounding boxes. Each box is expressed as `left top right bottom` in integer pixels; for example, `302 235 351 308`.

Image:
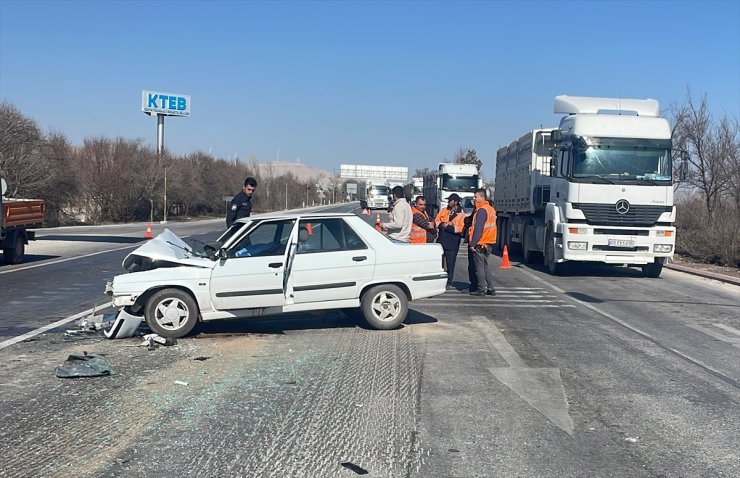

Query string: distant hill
256 162 334 186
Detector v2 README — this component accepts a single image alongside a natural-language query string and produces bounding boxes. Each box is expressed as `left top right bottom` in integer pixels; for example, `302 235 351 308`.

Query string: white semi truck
423 163 481 217
359 180 390 210
494 95 676 277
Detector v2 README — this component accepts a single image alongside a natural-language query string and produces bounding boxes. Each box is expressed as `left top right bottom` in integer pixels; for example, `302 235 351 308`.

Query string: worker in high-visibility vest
435 193 467 289
409 196 436 244
468 188 497 296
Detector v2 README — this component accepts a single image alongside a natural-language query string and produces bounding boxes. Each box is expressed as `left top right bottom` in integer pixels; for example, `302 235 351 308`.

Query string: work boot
470 290 487 297
486 288 496 296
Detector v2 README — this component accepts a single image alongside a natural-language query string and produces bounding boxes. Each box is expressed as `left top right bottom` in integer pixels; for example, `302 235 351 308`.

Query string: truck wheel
2 234 25 265
361 284 407 330
144 288 199 338
642 258 665 278
545 229 565 275
522 228 534 264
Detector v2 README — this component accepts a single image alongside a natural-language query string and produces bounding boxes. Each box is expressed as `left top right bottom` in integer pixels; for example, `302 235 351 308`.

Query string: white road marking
713 323 740 337
471 317 574 435
685 324 740 348
0 302 113 350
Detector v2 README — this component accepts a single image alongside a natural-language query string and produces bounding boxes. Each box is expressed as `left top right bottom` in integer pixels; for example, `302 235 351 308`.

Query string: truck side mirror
551 130 562 142
550 158 558 177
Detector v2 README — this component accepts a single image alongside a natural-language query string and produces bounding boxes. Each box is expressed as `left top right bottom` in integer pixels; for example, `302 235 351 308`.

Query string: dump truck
494 95 676 277
1 178 45 264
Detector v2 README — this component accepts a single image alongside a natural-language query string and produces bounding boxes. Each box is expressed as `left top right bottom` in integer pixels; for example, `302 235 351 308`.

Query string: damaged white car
105 213 448 338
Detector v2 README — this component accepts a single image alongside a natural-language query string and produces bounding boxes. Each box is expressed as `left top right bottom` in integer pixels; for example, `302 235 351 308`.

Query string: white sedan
105 213 448 338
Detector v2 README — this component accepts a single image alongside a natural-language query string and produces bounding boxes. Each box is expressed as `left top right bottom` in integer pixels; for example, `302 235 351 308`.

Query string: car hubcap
156 298 189 330
371 292 401 322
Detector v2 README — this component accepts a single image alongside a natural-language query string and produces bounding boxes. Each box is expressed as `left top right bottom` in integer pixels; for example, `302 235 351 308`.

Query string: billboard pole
157 114 168 223
142 90 190 224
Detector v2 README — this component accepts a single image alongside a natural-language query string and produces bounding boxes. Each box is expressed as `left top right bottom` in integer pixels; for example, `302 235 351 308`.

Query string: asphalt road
0 204 738 477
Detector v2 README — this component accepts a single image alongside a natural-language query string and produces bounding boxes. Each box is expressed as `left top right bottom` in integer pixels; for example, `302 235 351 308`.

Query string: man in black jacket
226 177 257 227
434 193 466 290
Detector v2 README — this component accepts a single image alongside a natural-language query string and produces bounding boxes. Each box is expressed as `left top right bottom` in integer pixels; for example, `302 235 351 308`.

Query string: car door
290 218 375 304
210 219 295 310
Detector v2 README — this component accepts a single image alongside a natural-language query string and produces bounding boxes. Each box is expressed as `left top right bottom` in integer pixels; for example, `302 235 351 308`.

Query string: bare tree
670 90 727 220
454 147 482 171
0 101 54 197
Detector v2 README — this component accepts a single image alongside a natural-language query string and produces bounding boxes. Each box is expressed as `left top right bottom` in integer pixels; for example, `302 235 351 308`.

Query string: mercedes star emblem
615 199 630 215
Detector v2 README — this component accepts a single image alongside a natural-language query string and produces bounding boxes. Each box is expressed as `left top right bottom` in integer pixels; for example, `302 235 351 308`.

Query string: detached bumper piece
103 309 144 339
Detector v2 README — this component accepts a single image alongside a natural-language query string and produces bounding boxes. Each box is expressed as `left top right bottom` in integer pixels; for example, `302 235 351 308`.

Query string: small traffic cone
145 223 153 239
375 213 383 231
500 245 511 269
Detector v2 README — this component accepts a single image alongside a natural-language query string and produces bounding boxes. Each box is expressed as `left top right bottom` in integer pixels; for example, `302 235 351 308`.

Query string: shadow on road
1 254 60 266
193 308 439 337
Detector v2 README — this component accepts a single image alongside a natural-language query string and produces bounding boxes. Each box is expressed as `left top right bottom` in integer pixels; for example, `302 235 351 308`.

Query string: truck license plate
608 239 634 248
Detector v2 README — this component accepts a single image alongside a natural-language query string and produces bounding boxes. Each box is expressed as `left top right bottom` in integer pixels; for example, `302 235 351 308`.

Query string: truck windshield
572 138 672 183
442 175 479 191
369 186 389 195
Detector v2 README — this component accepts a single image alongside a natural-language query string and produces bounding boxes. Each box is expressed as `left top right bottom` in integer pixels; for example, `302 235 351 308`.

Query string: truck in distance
359 181 390 210
494 95 676 277
1 178 45 264
423 163 481 216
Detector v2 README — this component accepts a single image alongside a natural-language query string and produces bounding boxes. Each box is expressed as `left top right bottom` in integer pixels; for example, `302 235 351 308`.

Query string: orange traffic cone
145 223 153 239
500 245 511 269
375 213 383 231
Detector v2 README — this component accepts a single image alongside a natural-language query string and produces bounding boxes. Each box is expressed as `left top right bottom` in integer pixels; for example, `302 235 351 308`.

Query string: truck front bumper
557 224 675 265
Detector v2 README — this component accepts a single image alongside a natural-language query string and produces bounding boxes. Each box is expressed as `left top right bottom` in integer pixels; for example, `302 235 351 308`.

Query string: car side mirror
218 248 228 260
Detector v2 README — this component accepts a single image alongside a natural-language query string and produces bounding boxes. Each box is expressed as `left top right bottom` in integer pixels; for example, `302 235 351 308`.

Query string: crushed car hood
122 228 214 271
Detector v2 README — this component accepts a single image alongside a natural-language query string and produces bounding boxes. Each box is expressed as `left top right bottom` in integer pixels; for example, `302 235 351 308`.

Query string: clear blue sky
1 0 738 180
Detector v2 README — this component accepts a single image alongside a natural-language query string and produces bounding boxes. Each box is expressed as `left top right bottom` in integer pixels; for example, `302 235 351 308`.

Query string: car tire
2 233 25 265
361 284 408 330
144 288 199 338
642 258 664 278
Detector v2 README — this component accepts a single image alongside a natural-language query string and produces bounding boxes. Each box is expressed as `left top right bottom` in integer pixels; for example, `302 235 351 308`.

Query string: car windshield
572 138 672 183
441 174 478 191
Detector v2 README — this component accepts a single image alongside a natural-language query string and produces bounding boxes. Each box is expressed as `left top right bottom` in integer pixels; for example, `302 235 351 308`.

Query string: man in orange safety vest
468 188 497 296
410 196 436 244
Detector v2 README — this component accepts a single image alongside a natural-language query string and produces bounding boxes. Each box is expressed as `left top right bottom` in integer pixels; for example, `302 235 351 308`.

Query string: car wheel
361 284 408 330
144 288 199 338
642 258 664 278
2 234 25 265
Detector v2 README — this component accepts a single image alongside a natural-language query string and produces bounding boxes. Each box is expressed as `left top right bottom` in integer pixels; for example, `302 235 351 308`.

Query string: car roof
235 212 356 224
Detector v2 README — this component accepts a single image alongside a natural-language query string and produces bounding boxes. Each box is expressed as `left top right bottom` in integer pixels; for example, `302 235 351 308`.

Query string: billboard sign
340 164 408 181
142 90 191 116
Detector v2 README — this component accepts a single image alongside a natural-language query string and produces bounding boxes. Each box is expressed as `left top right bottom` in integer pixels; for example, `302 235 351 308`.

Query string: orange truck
1 179 45 264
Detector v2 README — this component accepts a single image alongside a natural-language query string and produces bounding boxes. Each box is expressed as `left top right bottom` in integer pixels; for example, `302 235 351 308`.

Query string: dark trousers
469 246 494 293
443 248 458 285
